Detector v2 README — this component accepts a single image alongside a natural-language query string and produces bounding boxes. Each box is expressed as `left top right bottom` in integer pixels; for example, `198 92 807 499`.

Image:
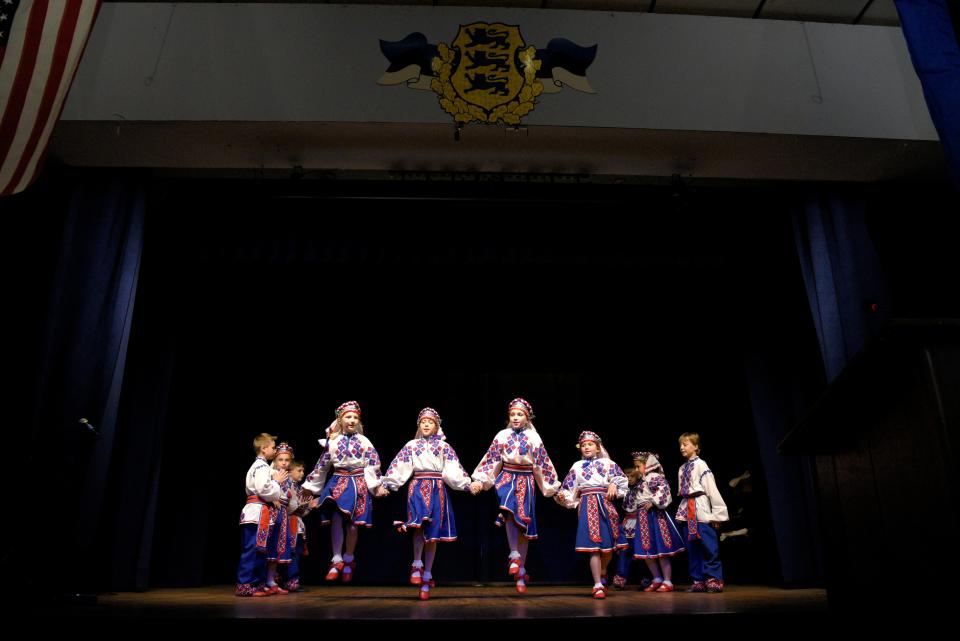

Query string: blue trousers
683 522 723 581
237 524 267 587
616 546 632 576
286 535 306 585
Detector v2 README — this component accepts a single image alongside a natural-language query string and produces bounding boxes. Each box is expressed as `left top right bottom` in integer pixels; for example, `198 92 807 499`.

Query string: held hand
640 500 653 511
711 521 722 530
272 501 281 509
606 483 618 500
374 486 389 498
310 499 320 509
470 481 483 495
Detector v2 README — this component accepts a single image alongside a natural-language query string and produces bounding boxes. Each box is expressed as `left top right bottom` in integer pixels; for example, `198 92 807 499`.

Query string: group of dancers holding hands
237 398 729 600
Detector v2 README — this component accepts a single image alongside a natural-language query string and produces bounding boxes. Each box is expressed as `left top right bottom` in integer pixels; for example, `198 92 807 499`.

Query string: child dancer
236 433 285 596
381 407 472 600
628 451 685 592
470 398 561 594
302 401 388 583
555 430 628 599
283 458 318 592
265 442 299 594
611 456 642 590
676 432 728 593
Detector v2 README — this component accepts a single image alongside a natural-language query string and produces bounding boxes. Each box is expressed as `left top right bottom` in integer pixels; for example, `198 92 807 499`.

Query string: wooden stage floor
43 584 830 630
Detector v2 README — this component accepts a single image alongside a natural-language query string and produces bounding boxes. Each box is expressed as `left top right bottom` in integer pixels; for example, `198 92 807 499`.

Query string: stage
43 584 830 630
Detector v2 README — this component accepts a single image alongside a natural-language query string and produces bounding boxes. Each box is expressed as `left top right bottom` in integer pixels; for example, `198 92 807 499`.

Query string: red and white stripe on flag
0 0 100 196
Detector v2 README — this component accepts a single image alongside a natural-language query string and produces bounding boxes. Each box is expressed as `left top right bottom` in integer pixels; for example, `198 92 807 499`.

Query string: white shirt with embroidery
239 457 283 525
674 457 729 523
621 481 640 537
471 427 561 497
624 471 673 512
302 432 383 494
291 482 313 535
278 477 300 515
555 457 628 509
381 435 472 492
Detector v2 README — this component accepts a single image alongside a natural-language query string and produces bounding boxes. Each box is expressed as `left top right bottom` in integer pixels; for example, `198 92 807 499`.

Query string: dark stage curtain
741 196 889 586
894 0 960 188
793 197 889 383
743 354 824 586
29 174 146 594
127 186 778 590
103 305 177 591
739 210 826 586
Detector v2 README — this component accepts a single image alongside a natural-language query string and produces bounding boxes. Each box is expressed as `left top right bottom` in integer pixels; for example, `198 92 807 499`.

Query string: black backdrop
118 178 778 589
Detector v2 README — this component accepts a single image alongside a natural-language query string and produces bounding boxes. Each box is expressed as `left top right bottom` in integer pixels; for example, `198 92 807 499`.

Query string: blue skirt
318 471 373 527
632 508 686 559
394 473 458 542
265 504 296 563
494 466 538 539
575 490 628 553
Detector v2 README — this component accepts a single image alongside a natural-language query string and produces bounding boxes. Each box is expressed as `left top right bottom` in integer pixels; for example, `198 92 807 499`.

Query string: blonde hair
679 432 701 454
624 466 642 486
253 433 277 456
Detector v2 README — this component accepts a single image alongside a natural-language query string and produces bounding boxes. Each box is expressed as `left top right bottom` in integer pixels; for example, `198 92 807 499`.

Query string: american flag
0 0 100 196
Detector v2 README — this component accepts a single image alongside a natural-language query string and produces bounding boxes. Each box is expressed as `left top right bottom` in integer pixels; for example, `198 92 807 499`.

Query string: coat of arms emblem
378 23 597 126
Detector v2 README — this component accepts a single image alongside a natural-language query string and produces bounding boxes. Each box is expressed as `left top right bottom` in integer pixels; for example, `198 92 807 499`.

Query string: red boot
325 561 344 582
341 560 356 584
410 565 423 586
515 572 529 594
705 578 725 593
418 578 435 600
643 579 664 593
